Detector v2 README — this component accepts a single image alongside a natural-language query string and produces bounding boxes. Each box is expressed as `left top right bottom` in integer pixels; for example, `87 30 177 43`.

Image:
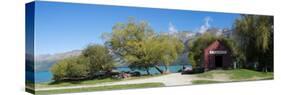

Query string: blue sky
33 1 240 55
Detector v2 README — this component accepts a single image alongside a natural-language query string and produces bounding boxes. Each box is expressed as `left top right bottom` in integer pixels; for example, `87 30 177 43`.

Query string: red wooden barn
204 40 233 70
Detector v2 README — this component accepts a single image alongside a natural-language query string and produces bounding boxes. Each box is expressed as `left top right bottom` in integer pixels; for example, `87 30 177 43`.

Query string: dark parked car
130 71 141 77
181 67 204 74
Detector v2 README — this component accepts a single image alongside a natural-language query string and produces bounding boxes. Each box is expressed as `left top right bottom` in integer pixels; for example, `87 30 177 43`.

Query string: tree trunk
154 65 163 74
145 67 151 75
264 64 268 72
164 65 170 73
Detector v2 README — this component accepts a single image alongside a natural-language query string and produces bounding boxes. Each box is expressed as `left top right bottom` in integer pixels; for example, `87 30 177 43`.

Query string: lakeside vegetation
50 18 185 83
51 45 115 82
105 19 184 74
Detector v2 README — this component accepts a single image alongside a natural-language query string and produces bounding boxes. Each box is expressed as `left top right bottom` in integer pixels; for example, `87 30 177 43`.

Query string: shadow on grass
46 73 163 86
48 80 82 85
47 76 116 85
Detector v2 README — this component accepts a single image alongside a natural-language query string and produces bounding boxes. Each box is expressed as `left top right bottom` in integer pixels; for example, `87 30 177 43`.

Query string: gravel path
105 73 195 86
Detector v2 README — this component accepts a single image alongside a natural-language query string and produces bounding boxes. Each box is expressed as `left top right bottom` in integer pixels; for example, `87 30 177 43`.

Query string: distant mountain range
34 50 82 71
36 50 82 61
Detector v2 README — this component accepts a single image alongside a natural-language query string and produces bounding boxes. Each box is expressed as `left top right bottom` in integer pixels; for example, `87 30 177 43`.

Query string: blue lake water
31 65 190 83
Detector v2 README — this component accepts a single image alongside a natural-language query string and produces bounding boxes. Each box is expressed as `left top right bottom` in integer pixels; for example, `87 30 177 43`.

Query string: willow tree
104 19 184 74
138 35 184 74
104 19 155 75
156 35 184 73
234 15 273 72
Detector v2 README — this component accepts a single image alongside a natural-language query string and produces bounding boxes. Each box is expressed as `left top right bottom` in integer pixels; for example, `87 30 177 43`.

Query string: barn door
215 55 223 68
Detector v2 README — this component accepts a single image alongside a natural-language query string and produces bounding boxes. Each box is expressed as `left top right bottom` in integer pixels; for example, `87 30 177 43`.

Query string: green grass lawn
196 69 273 81
36 74 165 88
192 69 273 84
36 78 119 88
36 83 164 95
228 69 273 80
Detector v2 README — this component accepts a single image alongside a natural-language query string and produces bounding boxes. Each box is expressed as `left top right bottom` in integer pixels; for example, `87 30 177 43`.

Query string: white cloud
198 16 212 33
168 22 178 34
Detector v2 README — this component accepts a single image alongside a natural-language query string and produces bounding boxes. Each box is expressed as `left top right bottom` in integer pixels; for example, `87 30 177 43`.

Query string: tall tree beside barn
188 32 217 68
188 32 241 69
234 15 273 72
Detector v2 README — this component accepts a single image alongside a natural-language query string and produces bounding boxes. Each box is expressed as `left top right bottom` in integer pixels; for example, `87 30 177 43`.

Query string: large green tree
234 15 273 72
155 35 184 73
51 44 115 81
105 19 184 74
105 19 154 74
188 32 217 68
82 44 115 77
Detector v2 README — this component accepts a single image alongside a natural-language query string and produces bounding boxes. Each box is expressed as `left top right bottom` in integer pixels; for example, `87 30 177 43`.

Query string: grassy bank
197 69 273 81
193 69 273 84
36 74 165 88
36 83 164 95
228 69 273 80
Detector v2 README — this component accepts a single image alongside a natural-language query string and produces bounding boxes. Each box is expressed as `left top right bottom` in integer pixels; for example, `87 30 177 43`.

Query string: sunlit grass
196 69 273 81
36 83 164 95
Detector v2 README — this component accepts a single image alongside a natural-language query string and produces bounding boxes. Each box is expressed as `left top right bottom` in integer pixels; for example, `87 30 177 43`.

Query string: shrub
50 56 88 81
